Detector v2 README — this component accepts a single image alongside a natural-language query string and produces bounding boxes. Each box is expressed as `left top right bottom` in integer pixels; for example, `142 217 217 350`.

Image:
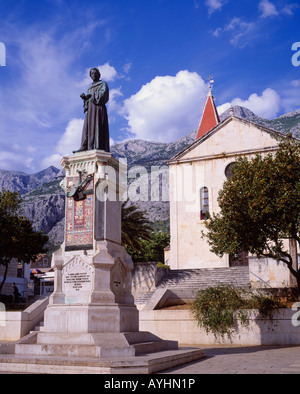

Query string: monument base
44 303 139 334
0 346 205 374
0 150 205 373
14 330 178 357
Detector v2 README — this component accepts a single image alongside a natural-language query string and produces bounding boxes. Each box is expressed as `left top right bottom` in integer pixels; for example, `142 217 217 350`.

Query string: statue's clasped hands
80 93 92 101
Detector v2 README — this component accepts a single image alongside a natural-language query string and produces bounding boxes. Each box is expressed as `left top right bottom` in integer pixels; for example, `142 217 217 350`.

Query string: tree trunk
289 238 299 289
0 261 9 294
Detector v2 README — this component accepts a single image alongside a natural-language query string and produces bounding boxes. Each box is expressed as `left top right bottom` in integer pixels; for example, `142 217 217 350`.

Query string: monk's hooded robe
79 80 110 152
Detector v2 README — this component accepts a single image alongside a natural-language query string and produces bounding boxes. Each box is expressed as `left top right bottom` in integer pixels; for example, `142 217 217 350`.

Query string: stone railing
0 296 49 341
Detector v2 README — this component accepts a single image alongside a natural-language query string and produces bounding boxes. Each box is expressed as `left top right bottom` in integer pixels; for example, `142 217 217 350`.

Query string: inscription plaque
62 257 93 294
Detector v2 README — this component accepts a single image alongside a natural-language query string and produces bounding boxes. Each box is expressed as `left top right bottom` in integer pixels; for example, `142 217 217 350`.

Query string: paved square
161 345 300 374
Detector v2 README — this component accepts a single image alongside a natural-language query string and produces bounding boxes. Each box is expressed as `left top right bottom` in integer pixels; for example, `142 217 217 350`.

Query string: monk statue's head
89 68 101 82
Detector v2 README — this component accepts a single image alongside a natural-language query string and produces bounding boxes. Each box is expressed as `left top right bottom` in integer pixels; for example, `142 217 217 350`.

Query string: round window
225 162 236 179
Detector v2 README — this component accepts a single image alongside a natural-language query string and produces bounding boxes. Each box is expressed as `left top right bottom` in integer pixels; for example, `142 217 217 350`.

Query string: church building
167 81 296 288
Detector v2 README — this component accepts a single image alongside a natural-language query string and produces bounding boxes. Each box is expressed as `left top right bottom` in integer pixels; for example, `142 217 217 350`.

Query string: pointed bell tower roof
196 76 220 140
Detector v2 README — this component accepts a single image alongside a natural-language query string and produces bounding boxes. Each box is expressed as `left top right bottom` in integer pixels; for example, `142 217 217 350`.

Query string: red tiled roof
196 88 220 140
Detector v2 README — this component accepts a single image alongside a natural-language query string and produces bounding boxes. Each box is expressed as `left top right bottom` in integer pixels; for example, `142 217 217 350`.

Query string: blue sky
0 0 299 172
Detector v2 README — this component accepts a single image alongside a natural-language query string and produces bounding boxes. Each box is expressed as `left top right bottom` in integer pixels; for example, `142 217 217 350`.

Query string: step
0 347 205 374
133 339 177 355
15 343 100 358
31 322 44 333
136 291 155 304
139 268 250 309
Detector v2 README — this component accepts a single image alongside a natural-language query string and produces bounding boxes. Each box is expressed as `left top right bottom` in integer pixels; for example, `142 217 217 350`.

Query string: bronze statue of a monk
74 68 110 153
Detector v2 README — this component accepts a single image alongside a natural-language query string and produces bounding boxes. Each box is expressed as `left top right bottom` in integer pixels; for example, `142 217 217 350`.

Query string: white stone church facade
167 87 297 289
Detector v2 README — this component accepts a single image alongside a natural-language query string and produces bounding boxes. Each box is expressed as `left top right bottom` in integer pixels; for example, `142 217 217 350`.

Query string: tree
0 189 49 294
203 135 300 289
129 231 170 263
121 200 152 254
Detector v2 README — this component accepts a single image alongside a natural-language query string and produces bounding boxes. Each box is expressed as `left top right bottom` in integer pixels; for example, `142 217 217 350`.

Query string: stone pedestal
42 150 142 355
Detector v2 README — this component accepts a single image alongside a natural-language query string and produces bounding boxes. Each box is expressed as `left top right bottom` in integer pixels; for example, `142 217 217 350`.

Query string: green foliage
249 292 282 319
157 261 170 270
121 200 152 253
192 285 282 337
121 200 170 263
150 220 170 233
203 135 300 288
0 189 49 294
192 285 249 337
127 231 170 263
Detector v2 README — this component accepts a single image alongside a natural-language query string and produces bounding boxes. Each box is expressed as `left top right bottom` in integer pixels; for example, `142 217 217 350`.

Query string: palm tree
121 200 152 253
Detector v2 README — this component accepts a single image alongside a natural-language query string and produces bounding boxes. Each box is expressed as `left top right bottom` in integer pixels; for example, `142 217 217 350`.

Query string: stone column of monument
41 150 141 354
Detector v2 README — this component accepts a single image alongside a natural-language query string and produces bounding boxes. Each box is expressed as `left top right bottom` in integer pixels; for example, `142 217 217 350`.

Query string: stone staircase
136 267 250 309
30 321 44 333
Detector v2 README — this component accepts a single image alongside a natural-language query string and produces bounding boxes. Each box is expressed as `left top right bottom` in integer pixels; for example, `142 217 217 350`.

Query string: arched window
200 187 209 220
225 162 236 179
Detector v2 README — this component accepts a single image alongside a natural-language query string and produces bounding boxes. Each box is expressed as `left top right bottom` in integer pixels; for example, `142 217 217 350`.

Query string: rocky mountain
1 105 299 252
111 129 197 169
0 166 62 195
19 171 66 252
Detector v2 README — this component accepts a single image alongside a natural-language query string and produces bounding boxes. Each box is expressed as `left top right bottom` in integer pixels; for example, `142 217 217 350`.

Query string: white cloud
205 0 227 15
258 0 299 18
122 70 208 142
212 27 222 37
42 118 84 168
0 24 91 169
0 150 34 172
281 3 299 15
212 17 256 47
225 18 255 46
217 88 281 119
79 63 119 88
79 62 132 88
123 63 132 74
99 63 118 81
108 87 123 112
280 82 300 113
217 102 232 115
291 79 300 87
258 0 278 18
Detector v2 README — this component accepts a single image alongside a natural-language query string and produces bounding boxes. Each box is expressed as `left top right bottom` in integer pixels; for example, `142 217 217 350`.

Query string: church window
200 187 209 220
225 162 236 179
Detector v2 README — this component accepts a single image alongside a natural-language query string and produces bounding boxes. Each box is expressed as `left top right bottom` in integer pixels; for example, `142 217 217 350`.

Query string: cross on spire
207 74 214 88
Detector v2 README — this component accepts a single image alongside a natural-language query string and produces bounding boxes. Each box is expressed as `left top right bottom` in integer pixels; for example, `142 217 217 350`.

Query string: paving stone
159 345 300 374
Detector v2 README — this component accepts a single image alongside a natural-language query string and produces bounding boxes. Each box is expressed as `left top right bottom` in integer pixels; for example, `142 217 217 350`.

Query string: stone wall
139 308 300 346
131 262 164 301
0 296 49 341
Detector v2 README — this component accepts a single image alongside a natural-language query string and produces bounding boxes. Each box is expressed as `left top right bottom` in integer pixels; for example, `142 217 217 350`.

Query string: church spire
196 76 220 140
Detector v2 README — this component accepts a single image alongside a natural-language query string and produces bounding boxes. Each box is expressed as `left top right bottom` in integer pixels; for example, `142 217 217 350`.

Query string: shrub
192 285 283 338
157 262 170 270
